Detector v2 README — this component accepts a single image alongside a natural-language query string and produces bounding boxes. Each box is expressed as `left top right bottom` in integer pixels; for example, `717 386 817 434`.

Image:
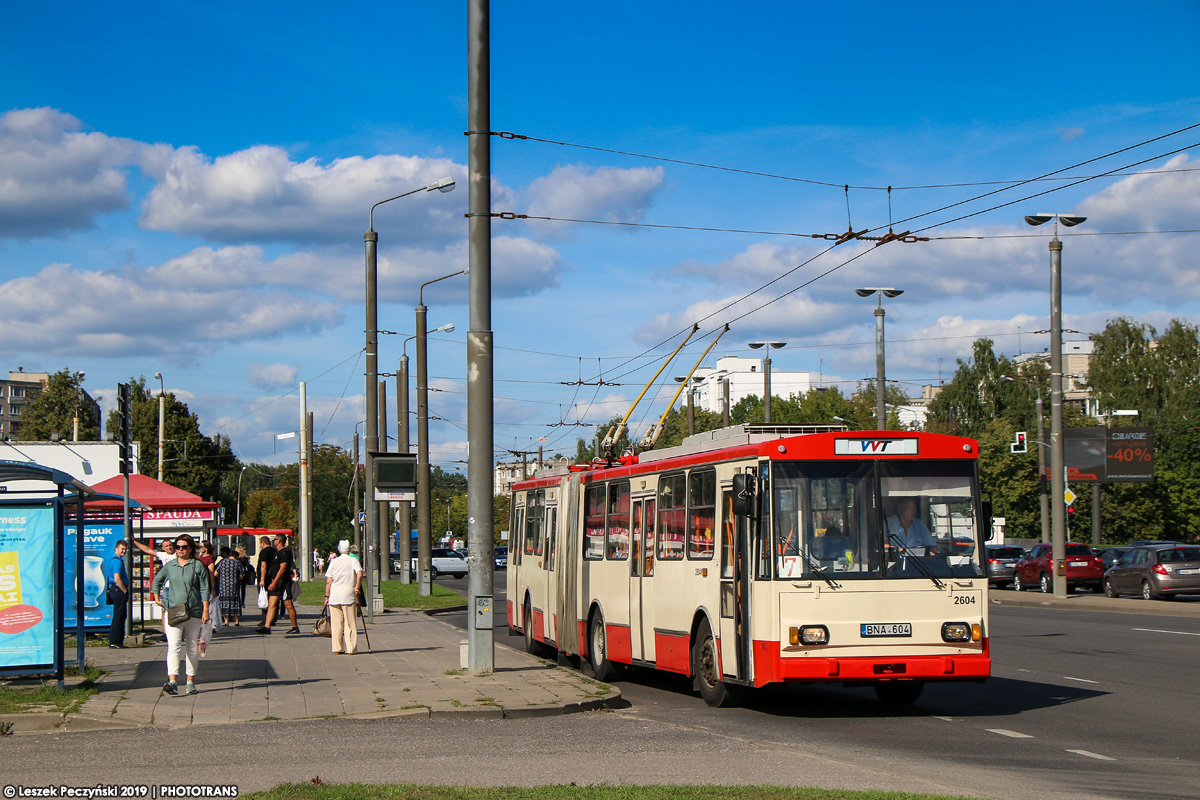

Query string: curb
991 592 1200 618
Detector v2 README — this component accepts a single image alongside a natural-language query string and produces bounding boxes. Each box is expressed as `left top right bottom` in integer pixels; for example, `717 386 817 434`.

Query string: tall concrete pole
299 382 311 581
875 304 887 431
397 354 412 583
1049 235 1067 598
352 432 361 554
378 380 391 582
763 354 773 424
363 229 379 622
467 0 496 672
416 301 433 597
1036 393 1049 544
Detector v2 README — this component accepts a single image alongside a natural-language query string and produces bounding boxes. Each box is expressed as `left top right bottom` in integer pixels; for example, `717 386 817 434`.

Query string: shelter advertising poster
0 504 56 669
63 523 124 630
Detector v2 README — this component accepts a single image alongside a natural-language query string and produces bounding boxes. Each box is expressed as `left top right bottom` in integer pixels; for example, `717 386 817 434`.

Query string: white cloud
1079 153 1200 231
139 145 485 245
524 163 664 235
248 362 300 391
0 259 342 361
0 107 168 239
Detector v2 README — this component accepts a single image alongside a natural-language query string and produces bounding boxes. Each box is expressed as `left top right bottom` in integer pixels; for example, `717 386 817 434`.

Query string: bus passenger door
719 487 749 681
629 498 656 662
543 505 558 645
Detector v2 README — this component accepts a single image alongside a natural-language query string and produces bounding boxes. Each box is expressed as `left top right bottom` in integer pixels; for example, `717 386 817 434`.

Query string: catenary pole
467 0 495 672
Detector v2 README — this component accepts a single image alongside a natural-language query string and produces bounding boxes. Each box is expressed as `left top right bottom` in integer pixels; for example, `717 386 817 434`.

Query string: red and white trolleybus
507 424 991 706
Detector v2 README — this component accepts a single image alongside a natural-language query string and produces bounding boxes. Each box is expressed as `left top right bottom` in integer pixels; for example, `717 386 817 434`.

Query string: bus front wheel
691 619 744 708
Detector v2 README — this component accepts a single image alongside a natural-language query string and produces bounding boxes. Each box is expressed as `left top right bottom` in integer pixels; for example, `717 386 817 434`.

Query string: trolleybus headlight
941 622 971 643
793 625 829 646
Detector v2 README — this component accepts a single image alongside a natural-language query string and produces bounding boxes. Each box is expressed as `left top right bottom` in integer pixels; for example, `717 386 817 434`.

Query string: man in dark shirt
254 536 275 631
258 534 299 634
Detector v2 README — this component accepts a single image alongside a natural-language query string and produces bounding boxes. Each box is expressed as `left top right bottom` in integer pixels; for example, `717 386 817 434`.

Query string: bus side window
658 473 685 561
607 481 630 560
687 469 716 560
512 505 524 567
583 484 605 560
720 491 735 579
644 499 656 576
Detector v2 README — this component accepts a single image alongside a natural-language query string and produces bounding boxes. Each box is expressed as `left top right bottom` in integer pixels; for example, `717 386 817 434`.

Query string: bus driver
884 497 936 555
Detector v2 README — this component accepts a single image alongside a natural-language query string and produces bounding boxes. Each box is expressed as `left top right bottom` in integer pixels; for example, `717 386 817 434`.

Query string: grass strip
295 580 464 610
0 666 102 714
244 785 980 800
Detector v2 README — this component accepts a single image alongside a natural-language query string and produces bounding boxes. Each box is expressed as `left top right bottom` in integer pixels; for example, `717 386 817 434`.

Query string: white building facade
687 356 811 414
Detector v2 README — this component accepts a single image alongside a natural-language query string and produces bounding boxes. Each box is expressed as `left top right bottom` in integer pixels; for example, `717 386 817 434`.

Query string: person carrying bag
150 534 211 696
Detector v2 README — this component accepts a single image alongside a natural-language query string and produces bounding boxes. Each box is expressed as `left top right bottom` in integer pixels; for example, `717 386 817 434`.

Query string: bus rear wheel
588 610 618 682
874 681 924 705
691 619 744 708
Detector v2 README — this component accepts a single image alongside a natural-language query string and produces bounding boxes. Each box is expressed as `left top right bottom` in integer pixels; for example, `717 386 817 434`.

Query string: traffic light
116 382 133 474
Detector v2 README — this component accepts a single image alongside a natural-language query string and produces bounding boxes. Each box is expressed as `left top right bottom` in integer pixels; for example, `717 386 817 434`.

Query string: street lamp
1024 212 1086 599
748 341 786 423
153 371 165 482
416 270 467 597
855 288 903 430
363 176 455 620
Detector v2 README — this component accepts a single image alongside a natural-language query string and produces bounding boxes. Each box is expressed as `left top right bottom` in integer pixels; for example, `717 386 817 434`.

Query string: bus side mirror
981 501 994 540
732 473 755 517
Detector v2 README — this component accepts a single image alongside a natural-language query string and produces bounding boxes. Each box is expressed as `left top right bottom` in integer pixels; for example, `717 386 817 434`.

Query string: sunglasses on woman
175 544 191 551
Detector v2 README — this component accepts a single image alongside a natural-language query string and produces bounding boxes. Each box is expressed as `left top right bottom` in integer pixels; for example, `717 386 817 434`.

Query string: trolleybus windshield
771 461 983 581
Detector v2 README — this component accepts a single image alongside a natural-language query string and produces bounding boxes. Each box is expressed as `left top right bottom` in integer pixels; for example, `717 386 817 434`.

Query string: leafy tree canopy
18 368 99 441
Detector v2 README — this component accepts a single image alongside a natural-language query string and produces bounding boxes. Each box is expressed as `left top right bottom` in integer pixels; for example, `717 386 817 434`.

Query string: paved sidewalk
7 604 617 733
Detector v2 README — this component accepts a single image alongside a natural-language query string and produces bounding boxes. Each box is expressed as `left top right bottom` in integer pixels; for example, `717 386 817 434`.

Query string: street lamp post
416 270 466 597
855 289 903 430
1025 213 1086 599
748 342 786 423
396 337 416 584
236 465 248 526
363 177 455 619
153 372 165 481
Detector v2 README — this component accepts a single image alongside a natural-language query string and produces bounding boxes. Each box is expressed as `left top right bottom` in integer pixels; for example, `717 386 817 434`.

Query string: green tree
18 369 99 441
105 377 235 499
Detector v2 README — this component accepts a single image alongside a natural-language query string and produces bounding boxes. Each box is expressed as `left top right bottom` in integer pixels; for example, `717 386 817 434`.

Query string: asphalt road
4 578 1197 800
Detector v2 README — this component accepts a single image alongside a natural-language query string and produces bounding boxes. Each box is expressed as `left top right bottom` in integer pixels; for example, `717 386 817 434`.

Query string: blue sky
3 2 1199 470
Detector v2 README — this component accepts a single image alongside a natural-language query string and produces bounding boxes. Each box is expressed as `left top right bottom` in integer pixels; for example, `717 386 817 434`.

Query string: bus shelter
0 460 95 688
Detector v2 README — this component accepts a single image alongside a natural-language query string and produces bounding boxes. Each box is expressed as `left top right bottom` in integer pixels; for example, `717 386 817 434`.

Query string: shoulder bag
166 603 190 627
312 604 331 637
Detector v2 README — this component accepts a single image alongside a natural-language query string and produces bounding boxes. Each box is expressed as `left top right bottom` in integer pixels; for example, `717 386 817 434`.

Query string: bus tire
874 681 924 705
691 619 743 708
587 609 618 682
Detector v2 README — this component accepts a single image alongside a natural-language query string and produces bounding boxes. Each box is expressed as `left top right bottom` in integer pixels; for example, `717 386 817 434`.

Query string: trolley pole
467 0 496 673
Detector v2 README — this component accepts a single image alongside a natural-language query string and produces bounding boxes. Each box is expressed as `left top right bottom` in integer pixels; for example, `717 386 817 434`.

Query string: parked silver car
1104 545 1200 600
985 544 1025 589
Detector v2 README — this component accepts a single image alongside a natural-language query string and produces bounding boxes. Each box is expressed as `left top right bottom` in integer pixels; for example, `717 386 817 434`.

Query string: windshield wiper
888 534 945 589
801 552 842 590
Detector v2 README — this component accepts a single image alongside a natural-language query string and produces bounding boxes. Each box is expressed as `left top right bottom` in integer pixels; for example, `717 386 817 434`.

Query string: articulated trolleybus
508 424 991 707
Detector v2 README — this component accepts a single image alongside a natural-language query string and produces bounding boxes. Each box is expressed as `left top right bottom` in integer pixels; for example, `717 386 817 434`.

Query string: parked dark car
985 545 1025 589
1097 547 1131 570
1013 542 1104 593
494 546 508 569
1104 545 1200 600
1128 539 1184 547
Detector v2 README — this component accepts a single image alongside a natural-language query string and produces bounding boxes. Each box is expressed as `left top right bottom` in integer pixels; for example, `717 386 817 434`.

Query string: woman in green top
150 533 211 695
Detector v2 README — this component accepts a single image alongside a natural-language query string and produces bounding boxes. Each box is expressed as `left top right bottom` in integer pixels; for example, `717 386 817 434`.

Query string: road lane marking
934 716 954 722
1132 627 1200 637
1062 676 1099 684
987 729 1034 739
1067 749 1115 761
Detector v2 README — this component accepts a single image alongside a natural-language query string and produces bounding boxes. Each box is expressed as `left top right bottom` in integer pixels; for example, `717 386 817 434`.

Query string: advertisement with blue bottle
0 504 56 669
63 523 125 630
